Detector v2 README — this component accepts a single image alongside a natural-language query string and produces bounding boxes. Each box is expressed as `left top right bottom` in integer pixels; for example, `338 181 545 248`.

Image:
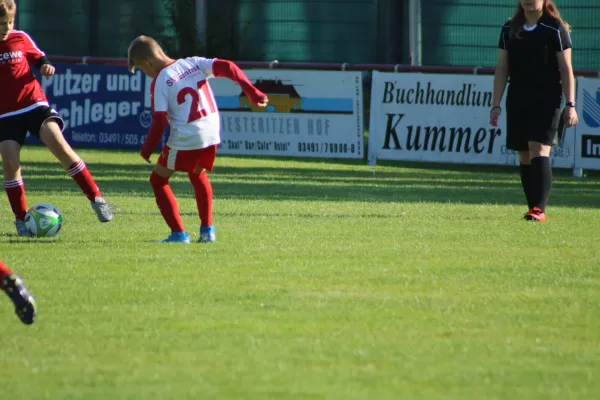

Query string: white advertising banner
210 70 364 159
368 71 575 168
575 77 600 171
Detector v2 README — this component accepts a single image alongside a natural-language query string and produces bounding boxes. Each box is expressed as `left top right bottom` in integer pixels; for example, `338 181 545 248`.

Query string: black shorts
505 86 562 151
0 106 65 146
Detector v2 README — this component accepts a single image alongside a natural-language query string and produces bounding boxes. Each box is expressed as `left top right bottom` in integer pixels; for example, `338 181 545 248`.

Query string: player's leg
525 106 560 222
0 115 31 236
188 145 217 243
34 108 113 222
506 90 534 215
0 259 36 325
525 141 552 222
152 147 189 243
189 169 215 243
518 151 534 210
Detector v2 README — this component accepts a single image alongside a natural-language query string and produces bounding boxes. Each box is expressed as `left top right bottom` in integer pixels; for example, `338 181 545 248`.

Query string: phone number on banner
97 132 146 146
297 142 357 155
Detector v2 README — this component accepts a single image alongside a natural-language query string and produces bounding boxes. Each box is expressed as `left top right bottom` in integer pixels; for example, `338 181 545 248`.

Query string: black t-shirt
498 14 572 91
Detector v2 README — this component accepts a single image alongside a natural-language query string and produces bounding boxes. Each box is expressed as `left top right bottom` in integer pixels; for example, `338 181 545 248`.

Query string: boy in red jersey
0 0 113 237
0 259 36 324
127 35 268 243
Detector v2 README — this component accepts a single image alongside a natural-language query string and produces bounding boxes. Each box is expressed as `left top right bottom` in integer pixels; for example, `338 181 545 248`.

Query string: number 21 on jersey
177 80 217 123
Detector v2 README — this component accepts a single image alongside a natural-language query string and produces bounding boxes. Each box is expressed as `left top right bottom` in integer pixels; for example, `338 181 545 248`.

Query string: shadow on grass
0 229 60 240
7 157 600 209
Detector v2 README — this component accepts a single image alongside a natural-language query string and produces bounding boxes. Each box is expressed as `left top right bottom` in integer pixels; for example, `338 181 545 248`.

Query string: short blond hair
0 0 16 19
127 35 165 73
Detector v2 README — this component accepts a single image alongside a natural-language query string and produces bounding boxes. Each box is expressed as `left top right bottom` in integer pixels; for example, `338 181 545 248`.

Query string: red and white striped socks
67 160 101 201
4 160 102 222
4 178 27 221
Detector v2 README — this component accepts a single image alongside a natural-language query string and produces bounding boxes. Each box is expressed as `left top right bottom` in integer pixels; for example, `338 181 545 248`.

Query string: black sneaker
1 274 37 325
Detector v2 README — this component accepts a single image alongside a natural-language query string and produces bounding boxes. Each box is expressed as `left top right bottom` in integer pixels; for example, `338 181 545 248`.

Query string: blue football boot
199 226 216 243
159 231 191 244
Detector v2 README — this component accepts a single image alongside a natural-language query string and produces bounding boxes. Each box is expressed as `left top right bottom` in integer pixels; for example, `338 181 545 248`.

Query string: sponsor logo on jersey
0 50 24 64
166 65 202 86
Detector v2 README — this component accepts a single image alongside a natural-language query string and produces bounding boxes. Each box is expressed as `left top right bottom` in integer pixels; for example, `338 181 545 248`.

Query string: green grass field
1 147 599 399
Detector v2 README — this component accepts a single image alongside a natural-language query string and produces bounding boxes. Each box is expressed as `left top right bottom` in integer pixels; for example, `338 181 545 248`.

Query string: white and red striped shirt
141 57 266 159
150 57 220 150
0 30 48 119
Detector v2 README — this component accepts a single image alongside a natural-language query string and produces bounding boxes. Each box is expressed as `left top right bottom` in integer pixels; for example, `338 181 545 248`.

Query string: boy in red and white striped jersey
0 0 113 237
128 35 268 243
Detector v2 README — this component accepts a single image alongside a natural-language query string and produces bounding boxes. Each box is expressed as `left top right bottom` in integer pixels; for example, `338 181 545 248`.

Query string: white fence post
196 0 207 47
408 0 422 66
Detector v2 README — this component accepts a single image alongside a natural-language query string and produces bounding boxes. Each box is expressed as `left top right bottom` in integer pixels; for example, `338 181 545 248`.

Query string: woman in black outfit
490 0 578 222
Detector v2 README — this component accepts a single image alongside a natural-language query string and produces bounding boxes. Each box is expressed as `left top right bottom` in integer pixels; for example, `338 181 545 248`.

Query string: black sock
519 164 534 208
530 156 552 212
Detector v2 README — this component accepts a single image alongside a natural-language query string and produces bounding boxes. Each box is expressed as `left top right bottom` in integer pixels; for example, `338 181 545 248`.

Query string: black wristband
35 56 51 70
490 106 501 112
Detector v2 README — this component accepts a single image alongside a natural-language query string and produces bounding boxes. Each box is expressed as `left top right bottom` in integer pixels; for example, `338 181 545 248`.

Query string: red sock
150 172 184 232
0 259 13 281
67 160 101 201
4 178 27 220
188 170 213 227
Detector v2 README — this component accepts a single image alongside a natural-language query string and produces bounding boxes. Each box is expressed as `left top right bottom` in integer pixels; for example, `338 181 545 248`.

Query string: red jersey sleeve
212 59 266 105
19 31 46 65
140 112 168 159
140 76 170 158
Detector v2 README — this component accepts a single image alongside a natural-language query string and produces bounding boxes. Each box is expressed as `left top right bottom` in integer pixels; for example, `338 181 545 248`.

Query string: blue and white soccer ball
24 203 63 238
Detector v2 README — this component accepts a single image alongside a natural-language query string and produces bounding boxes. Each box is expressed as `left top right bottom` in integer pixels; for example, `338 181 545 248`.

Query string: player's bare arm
556 48 578 128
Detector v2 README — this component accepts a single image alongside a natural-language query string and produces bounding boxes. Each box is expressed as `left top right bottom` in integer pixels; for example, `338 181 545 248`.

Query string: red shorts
157 144 217 173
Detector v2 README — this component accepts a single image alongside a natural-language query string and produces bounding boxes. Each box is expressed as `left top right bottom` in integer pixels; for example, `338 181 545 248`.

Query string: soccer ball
24 204 63 238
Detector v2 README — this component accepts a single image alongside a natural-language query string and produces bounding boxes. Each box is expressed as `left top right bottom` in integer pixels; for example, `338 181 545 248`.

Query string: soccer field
1 147 599 399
